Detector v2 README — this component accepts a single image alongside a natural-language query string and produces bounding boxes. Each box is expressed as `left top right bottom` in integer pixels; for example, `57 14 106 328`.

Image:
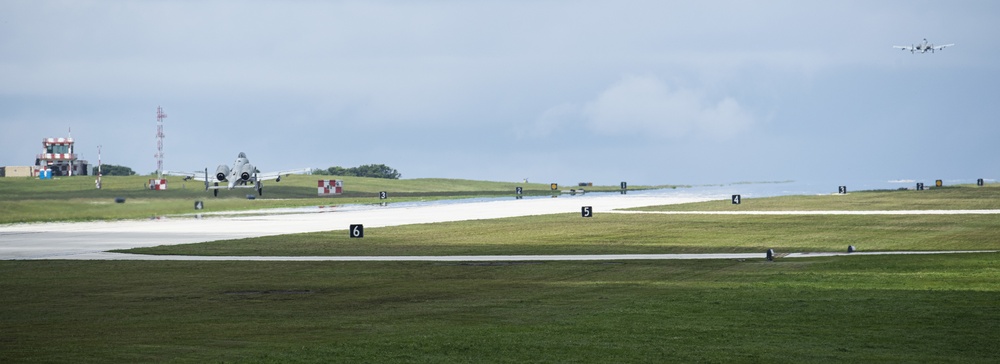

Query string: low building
1 166 36 177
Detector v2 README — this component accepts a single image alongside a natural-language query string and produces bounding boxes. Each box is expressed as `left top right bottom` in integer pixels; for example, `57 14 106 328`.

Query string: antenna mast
96 145 102 189
155 106 167 179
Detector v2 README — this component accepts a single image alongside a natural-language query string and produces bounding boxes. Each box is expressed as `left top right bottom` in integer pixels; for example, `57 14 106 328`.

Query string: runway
3 192 998 261
1 193 710 260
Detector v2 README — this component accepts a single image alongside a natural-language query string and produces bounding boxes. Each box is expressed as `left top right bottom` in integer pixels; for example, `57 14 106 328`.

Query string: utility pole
96 145 102 189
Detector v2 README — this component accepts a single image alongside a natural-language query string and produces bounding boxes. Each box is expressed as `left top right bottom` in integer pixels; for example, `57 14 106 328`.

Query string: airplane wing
934 43 955 51
256 168 312 182
164 170 219 183
893 46 914 51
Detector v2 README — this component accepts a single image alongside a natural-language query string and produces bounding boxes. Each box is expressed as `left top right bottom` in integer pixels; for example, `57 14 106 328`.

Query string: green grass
0 175 656 224
121 213 1000 256
630 184 1000 211
2 254 998 363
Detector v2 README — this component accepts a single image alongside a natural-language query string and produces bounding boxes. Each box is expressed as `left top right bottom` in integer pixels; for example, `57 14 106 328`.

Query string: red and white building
35 137 89 177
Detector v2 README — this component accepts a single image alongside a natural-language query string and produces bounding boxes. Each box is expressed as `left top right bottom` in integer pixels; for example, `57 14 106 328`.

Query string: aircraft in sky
167 152 310 196
893 38 955 54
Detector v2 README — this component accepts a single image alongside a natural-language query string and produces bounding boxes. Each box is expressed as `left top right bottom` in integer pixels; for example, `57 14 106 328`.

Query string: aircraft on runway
893 38 955 54
166 152 310 196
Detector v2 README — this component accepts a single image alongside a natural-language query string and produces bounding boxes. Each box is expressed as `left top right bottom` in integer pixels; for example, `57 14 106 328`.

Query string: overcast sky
2 1 998 185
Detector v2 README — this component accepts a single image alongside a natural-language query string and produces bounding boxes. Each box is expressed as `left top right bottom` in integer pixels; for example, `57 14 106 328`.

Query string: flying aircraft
166 152 310 196
893 38 955 54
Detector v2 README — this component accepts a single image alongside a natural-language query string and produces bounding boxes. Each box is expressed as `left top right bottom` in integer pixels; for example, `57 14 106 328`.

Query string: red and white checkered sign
318 180 343 196
149 179 167 190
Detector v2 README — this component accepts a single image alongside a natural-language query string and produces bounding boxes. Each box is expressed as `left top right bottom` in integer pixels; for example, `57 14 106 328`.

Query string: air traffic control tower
36 137 89 177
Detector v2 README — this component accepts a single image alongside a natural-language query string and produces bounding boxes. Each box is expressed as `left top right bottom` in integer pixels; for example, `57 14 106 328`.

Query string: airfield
1 192 712 260
3 178 1000 362
3 189 996 260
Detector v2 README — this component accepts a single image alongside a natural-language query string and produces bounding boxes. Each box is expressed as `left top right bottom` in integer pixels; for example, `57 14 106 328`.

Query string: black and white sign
917 183 924 191
620 181 628 190
194 201 204 210
838 186 847 194
350 224 364 238
515 187 523 195
581 206 593 218
731 194 741 205
379 191 388 200
978 178 985 187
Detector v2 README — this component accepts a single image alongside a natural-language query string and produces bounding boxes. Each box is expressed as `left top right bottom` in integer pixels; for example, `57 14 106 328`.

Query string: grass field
2 255 998 363
2 180 999 362
630 184 1000 211
122 213 1000 256
0 175 652 224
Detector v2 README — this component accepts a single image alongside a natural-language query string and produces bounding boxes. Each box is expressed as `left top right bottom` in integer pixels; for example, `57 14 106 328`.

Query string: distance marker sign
731 195 741 205
581 206 593 217
350 224 364 238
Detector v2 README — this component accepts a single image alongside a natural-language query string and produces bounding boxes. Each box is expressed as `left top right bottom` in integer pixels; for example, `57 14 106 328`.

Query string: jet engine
240 163 255 181
215 165 231 181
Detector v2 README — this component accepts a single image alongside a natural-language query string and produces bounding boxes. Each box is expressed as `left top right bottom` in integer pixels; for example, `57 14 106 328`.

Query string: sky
2 0 999 186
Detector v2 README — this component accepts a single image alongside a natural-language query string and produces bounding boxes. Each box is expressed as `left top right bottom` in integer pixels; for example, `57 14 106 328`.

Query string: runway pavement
1 193 710 260
3 193 997 261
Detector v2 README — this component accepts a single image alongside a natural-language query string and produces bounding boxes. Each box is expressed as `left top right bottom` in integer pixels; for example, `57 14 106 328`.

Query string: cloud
521 102 581 138
583 75 754 139
527 75 755 140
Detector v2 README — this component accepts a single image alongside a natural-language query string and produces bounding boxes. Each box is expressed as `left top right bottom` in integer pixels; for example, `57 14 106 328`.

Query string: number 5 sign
581 206 593 218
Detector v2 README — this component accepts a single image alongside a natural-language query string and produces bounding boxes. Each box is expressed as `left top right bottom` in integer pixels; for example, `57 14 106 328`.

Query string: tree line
313 164 401 179
92 164 136 176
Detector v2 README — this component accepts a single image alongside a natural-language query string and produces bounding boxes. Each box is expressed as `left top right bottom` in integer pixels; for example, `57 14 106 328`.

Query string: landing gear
213 182 219 197
256 180 263 196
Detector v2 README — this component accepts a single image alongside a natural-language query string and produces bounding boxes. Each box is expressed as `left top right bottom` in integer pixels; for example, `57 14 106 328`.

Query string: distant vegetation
313 164 401 179
92 164 136 176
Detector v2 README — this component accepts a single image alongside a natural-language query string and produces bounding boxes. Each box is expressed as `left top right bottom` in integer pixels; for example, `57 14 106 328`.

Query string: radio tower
155 106 167 180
